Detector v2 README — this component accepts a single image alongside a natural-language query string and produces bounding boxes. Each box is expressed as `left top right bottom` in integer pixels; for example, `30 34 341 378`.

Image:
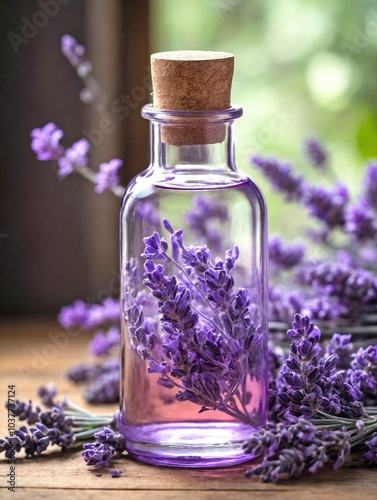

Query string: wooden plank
0 448 375 492
0 489 376 500
0 319 377 499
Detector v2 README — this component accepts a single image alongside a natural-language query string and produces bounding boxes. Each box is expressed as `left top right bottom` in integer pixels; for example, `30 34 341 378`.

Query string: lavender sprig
67 360 120 404
363 163 377 210
124 220 263 425
30 123 125 196
245 315 377 482
251 155 303 201
243 418 350 482
0 386 116 459
59 298 120 331
31 35 125 197
364 432 377 465
89 327 120 357
304 138 328 169
82 426 126 471
269 236 305 270
61 34 108 115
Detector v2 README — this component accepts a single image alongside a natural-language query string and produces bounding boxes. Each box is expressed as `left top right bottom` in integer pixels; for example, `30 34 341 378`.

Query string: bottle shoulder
125 166 264 195
121 167 267 223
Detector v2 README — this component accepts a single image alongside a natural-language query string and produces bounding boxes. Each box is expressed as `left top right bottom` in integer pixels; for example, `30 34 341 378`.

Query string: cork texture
151 51 234 145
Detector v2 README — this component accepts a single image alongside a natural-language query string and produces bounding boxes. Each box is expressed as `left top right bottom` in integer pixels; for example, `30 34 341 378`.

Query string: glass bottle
119 52 268 468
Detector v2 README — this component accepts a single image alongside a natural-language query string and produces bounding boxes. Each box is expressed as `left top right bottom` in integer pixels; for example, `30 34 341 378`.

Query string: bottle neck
142 105 243 172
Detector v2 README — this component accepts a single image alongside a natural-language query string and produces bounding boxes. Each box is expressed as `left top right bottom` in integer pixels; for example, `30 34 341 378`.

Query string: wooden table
0 318 376 499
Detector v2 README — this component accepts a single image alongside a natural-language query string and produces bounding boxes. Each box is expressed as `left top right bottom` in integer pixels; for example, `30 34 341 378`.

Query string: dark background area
2 0 377 316
0 0 149 314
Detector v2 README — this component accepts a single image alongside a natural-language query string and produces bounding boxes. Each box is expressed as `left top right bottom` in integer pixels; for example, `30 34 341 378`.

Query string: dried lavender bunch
272 314 377 420
0 386 115 458
123 218 263 425
243 418 349 482
244 314 377 482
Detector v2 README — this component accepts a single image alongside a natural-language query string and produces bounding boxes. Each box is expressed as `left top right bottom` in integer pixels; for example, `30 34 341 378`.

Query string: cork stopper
151 51 234 145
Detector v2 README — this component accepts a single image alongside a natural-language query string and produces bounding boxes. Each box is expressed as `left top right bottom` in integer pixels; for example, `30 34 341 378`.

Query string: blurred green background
151 0 377 236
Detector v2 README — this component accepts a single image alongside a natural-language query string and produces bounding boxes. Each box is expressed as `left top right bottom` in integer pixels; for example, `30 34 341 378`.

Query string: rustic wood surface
0 318 376 499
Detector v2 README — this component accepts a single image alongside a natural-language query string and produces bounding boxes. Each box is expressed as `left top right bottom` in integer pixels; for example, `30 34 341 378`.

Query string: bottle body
119 106 268 467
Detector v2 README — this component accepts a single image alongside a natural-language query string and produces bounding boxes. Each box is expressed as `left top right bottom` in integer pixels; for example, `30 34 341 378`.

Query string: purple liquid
120 177 268 468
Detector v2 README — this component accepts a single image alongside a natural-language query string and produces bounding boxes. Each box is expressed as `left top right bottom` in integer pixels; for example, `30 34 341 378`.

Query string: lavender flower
2 388 116 462
296 261 377 313
136 201 160 225
110 469 123 477
243 419 350 482
345 203 377 242
0 407 75 457
94 427 126 453
30 123 64 161
364 432 377 465
67 359 119 383
141 232 169 261
95 159 123 194
273 314 364 420
37 384 57 407
301 297 346 323
58 298 119 331
81 425 126 472
350 346 377 398
268 285 303 324
5 399 41 425
304 138 327 168
302 183 348 228
269 236 305 270
325 334 353 369
87 298 120 328
59 300 91 329
61 34 86 68
251 156 303 201
89 327 120 357
363 163 377 209
126 222 263 424
82 442 115 468
57 139 90 178
84 370 120 404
